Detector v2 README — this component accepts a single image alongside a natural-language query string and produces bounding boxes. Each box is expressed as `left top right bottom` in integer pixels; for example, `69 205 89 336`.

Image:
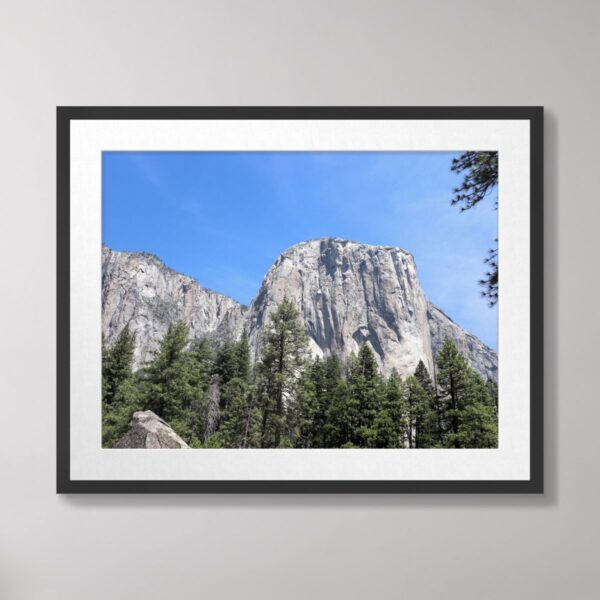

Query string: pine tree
206 328 257 448
323 379 357 448
315 355 343 446
190 338 214 385
102 334 109 406
257 297 309 447
235 326 251 381
210 377 261 448
103 326 136 406
102 326 140 447
295 356 343 447
413 360 442 447
485 377 499 416
204 375 221 441
436 338 498 448
405 376 437 448
458 369 498 448
239 386 262 448
373 370 407 448
214 328 252 387
295 360 320 448
436 338 470 448
450 151 499 305
138 321 205 443
213 342 239 386
347 344 384 447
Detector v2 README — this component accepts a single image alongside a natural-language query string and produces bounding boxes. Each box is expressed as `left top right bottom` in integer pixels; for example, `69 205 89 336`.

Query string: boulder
116 410 190 449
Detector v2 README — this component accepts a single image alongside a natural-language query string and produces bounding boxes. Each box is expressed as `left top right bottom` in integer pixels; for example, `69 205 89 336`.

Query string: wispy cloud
128 153 163 188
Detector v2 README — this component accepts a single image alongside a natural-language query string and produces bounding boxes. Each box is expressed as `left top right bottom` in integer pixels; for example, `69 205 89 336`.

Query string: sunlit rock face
102 246 246 368
102 238 497 380
245 238 436 378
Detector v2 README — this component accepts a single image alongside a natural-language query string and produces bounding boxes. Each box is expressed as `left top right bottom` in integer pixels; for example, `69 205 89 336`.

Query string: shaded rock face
116 410 190 449
102 238 498 380
102 246 246 368
427 303 498 382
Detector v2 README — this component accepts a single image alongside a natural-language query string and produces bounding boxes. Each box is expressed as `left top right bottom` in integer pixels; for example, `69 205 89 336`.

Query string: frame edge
56 106 544 494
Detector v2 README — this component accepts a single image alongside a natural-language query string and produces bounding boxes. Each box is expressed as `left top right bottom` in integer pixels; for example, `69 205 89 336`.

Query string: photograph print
101 151 499 451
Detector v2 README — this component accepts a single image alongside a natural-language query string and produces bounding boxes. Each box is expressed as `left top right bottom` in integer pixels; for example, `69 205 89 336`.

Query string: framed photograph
57 106 543 493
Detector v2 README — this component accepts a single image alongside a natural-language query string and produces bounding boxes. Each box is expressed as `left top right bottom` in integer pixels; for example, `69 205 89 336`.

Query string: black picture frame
57 106 543 494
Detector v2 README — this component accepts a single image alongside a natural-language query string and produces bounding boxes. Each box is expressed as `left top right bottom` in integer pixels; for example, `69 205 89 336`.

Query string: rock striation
116 410 190 449
246 239 436 377
102 238 498 381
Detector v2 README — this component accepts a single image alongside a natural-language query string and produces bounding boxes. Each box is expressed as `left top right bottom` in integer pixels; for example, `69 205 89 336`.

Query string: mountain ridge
102 238 498 381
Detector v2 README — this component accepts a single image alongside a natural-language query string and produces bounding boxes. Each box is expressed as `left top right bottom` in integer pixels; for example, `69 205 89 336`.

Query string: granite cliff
102 239 497 380
102 246 245 367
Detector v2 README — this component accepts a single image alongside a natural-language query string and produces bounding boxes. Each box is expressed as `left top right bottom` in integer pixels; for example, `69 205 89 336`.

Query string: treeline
103 298 498 449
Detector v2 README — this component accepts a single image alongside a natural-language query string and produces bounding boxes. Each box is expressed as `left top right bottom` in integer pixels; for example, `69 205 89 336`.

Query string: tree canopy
450 151 499 305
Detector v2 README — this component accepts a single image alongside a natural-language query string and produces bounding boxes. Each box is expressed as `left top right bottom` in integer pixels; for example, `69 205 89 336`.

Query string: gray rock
246 238 436 377
427 302 498 381
102 246 246 368
116 410 190 449
102 238 498 380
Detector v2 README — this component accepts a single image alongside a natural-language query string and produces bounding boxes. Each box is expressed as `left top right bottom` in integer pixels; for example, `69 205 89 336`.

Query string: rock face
246 239 436 377
116 410 190 449
102 246 246 368
427 303 497 381
102 238 498 380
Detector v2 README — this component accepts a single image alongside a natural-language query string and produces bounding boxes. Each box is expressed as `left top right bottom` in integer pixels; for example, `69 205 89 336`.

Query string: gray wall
1 1 597 598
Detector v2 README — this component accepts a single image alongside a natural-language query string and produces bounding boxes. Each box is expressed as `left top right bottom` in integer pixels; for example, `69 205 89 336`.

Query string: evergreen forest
102 298 498 449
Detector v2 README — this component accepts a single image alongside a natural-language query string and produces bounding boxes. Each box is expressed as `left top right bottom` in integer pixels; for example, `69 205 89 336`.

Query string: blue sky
102 151 498 350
